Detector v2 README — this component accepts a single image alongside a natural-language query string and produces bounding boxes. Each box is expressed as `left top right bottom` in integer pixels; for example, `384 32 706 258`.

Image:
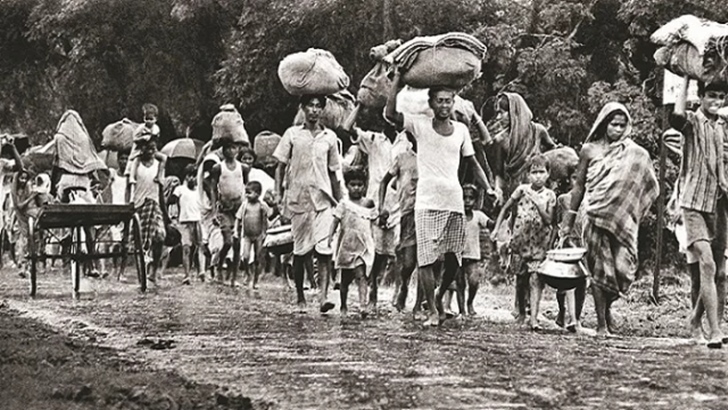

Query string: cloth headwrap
499 92 540 176
586 102 633 143
34 173 51 194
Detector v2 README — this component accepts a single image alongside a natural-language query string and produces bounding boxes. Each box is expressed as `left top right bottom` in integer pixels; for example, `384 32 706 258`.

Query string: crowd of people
4 68 728 347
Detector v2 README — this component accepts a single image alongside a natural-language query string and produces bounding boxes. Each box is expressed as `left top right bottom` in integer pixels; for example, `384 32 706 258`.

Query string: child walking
553 171 586 332
210 137 248 287
172 164 204 285
235 180 270 289
493 155 555 329
329 168 377 318
458 184 494 316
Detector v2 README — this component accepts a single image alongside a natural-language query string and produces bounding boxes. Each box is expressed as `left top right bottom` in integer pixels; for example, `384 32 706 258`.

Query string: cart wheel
28 217 37 297
131 215 147 292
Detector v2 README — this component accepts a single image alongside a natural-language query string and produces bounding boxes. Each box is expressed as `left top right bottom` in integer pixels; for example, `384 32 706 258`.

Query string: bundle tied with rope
652 15 728 84
358 33 487 108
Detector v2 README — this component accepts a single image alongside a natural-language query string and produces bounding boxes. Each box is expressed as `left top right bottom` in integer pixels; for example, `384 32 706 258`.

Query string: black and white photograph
1 0 728 408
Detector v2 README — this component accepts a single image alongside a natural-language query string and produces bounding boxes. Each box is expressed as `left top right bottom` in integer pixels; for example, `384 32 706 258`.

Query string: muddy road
2 268 728 410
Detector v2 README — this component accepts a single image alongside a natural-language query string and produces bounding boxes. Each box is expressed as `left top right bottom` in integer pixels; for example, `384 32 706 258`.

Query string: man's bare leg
293 254 307 306
369 253 388 313
396 246 417 312
419 263 439 326
435 253 460 322
315 252 334 313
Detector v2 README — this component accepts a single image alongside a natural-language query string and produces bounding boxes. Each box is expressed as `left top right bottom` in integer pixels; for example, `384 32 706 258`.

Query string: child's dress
510 184 556 272
333 199 377 272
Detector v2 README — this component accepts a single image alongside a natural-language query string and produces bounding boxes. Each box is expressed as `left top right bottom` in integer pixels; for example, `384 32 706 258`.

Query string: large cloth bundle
211 104 249 144
652 15 728 83
278 48 350 96
21 145 55 175
253 131 281 163
52 110 107 174
293 90 356 130
384 32 487 89
358 40 404 108
542 146 579 183
101 118 141 152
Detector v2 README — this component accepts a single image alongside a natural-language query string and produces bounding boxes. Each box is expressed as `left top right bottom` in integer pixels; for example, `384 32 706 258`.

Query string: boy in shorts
172 164 203 284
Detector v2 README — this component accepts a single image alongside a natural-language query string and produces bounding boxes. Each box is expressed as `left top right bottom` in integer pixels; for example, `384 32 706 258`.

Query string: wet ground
2 266 728 410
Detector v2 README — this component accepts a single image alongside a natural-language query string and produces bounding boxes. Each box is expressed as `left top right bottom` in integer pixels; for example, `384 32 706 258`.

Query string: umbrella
160 138 205 160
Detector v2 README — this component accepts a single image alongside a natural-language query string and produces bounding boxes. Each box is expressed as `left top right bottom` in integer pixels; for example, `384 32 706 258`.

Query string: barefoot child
210 137 248 287
379 134 419 313
235 180 270 289
329 168 376 318
493 155 555 329
553 171 586 332
172 164 204 285
458 184 494 316
11 170 34 277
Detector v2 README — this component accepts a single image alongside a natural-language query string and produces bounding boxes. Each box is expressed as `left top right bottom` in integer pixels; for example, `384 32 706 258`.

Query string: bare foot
413 311 427 321
514 315 527 325
691 325 707 344
530 321 542 331
423 314 439 327
596 327 612 338
467 305 476 316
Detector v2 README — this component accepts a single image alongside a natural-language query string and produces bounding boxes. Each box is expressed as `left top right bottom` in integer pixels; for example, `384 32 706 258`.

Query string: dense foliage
2 0 728 270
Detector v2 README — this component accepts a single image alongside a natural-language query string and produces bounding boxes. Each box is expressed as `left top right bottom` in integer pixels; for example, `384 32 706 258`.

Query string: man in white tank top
129 136 166 284
384 69 495 327
210 137 249 287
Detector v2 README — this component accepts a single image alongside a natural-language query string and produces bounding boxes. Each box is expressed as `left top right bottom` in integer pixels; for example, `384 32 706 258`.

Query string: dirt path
2 268 728 410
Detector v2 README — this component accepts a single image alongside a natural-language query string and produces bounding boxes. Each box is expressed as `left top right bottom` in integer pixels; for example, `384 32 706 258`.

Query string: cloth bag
384 33 487 89
102 118 141 152
278 48 350 96
211 104 249 144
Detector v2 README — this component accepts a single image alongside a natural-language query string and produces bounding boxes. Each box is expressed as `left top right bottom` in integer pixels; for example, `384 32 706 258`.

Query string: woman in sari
486 92 558 201
561 102 658 336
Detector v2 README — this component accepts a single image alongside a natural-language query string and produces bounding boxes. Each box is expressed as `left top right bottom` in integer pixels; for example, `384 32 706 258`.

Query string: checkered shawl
415 210 465 267
582 138 658 296
583 138 658 250
136 198 166 250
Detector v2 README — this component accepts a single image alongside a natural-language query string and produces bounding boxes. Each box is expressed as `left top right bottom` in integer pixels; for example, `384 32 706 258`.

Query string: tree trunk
383 0 394 41
529 0 542 34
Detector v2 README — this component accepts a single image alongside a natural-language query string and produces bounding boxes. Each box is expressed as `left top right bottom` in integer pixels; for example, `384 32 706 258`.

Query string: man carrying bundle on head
384 67 495 327
274 94 342 313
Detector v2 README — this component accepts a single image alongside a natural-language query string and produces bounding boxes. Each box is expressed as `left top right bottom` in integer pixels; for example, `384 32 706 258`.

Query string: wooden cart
27 203 147 297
